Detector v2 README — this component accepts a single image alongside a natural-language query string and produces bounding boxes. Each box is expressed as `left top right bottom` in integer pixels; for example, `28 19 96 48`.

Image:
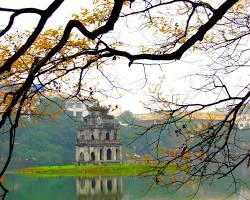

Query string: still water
3 173 250 200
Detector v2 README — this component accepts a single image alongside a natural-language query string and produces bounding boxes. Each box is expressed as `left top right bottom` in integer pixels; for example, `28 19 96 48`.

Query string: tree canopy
0 0 249 197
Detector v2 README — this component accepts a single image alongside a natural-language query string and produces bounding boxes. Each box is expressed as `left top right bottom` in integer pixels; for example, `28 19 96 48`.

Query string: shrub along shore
17 163 176 177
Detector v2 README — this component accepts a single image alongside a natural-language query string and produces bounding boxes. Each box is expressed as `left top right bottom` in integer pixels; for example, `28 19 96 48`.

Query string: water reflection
2 174 250 200
240 188 250 200
76 177 123 200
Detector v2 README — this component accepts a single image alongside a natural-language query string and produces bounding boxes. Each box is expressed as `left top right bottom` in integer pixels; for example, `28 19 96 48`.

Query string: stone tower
75 106 122 164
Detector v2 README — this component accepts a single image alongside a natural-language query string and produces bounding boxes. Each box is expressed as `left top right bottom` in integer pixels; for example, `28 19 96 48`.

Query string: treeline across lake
0 100 171 167
1 100 249 168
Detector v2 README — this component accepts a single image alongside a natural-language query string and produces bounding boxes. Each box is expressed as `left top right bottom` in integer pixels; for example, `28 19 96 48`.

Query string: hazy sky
1 0 249 114
0 0 87 29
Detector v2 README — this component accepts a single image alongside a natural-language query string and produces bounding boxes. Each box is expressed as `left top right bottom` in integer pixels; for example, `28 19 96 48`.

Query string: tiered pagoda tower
75 106 122 164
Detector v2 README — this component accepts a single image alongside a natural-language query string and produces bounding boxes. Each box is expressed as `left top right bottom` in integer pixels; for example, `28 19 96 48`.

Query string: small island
17 100 176 177
17 163 176 177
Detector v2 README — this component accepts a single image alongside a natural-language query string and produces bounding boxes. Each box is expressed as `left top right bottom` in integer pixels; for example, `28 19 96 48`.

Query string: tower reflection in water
76 177 123 200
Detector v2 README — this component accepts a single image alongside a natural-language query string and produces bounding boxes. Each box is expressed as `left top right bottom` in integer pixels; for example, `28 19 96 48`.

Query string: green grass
17 163 176 177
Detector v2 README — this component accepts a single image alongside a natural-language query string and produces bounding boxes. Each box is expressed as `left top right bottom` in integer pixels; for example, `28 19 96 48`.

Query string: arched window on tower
100 149 103 160
116 148 120 160
91 133 95 140
106 132 110 140
80 152 84 161
107 149 112 160
91 152 95 161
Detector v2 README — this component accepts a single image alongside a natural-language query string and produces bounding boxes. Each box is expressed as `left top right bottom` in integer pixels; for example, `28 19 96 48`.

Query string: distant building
64 98 95 118
75 105 122 164
64 98 122 119
134 109 250 130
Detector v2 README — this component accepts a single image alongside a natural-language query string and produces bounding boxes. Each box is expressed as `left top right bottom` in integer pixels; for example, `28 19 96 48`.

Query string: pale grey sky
1 0 249 114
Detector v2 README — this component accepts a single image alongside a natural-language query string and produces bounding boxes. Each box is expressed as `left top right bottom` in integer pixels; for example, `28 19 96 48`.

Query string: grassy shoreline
17 163 176 177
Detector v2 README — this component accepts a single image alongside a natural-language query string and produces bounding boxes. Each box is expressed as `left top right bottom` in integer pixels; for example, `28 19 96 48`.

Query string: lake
2 172 250 200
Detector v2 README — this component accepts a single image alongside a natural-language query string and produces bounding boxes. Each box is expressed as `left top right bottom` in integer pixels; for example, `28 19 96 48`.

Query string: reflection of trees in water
76 176 123 200
3 175 250 200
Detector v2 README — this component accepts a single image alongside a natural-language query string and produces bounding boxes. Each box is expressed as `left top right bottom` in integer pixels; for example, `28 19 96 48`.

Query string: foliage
0 98 76 167
117 110 134 123
0 0 249 197
88 102 110 113
1 109 177 166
